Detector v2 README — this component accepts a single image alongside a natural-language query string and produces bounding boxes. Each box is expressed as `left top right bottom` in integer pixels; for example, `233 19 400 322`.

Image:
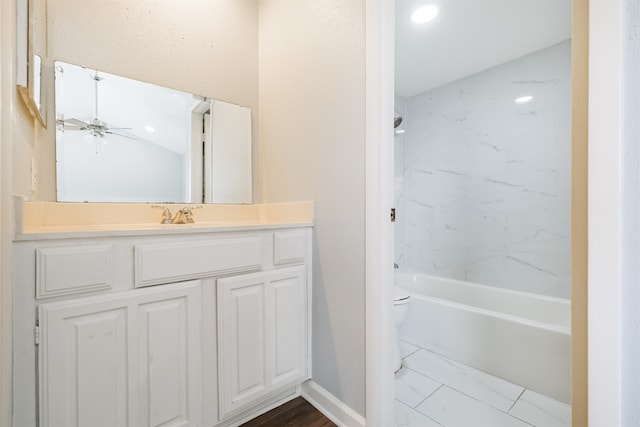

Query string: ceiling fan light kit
57 66 137 150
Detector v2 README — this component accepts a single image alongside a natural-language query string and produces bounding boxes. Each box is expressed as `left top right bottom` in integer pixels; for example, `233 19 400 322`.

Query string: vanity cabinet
38 281 202 427
13 226 312 427
217 266 307 419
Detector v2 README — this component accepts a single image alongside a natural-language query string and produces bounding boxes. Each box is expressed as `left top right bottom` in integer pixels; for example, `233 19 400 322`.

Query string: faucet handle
151 205 173 224
180 205 202 223
170 205 202 224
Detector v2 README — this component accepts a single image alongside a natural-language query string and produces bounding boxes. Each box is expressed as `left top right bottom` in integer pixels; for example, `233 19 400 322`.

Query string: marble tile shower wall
395 96 408 268
395 40 571 298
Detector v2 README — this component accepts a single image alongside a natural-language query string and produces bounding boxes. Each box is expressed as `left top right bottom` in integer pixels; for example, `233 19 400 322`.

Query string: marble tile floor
395 341 571 427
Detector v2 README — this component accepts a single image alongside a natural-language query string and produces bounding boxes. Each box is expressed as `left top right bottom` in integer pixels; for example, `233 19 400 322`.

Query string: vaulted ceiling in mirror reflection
56 63 196 154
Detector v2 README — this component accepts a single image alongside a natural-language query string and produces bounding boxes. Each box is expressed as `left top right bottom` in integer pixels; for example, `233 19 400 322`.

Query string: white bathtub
397 273 571 403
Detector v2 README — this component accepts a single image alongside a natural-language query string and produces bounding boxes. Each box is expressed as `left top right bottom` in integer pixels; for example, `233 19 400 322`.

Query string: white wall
2 0 41 421
0 2 13 425
589 0 623 422
622 0 640 423
31 0 259 201
258 0 367 416
395 41 572 298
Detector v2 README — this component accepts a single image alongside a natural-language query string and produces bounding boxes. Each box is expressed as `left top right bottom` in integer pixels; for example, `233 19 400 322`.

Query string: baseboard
217 387 300 427
301 380 365 427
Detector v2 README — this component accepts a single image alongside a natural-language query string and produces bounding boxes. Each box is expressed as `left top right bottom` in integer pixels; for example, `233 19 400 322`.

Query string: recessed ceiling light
145 125 155 132
515 96 533 104
411 5 439 24
395 129 406 134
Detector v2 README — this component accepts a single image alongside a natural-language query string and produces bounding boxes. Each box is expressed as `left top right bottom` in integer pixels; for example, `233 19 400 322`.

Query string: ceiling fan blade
106 127 133 131
64 118 90 127
104 131 139 140
63 125 87 131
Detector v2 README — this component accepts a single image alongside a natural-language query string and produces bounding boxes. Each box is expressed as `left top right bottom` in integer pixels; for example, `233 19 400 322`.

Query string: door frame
364 1 597 426
0 1 15 425
364 0 395 425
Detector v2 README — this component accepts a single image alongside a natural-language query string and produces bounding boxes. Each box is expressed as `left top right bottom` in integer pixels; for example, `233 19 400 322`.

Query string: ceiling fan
56 70 138 141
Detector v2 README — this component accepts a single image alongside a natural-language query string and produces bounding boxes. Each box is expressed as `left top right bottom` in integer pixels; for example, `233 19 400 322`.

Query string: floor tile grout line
403 363 524 413
399 342 421 359
418 347 526 392
404 348 536 412
412 395 429 409
508 411 540 427
398 345 571 427
401 364 445 389
508 388 527 413
414 383 444 408
412 385 537 427
425 383 445 400
430 383 521 416
409 378 567 427
510 396 572 427
394 398 445 427
396 365 444 409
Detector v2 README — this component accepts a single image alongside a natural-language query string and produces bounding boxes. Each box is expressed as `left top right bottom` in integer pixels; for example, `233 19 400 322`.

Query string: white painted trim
301 381 365 427
0 1 14 425
365 0 396 426
588 0 623 424
215 388 300 427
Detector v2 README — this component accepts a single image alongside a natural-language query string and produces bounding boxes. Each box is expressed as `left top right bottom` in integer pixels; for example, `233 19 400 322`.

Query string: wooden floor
240 397 336 427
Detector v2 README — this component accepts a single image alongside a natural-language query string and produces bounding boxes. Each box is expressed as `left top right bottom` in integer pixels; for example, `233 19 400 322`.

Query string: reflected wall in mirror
55 61 252 204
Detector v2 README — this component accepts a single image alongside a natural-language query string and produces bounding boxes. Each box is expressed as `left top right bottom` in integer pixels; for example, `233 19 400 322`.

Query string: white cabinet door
217 266 308 419
268 271 307 388
218 275 267 415
42 303 129 427
39 281 201 427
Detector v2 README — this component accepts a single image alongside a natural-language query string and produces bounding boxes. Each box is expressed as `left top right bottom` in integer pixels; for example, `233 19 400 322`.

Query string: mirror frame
16 0 46 127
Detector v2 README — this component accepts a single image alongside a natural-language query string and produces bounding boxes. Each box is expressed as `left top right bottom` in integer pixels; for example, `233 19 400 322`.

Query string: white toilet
393 286 412 372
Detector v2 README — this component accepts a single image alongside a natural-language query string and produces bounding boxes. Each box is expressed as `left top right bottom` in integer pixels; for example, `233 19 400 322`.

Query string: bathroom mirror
16 0 46 127
55 61 252 204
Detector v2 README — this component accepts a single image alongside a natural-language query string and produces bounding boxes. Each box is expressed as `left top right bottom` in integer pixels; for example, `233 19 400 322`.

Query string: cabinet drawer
273 231 306 266
135 237 263 287
36 245 114 298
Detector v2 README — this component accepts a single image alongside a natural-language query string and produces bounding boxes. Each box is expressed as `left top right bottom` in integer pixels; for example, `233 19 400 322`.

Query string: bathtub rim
395 272 571 332
408 291 571 335
394 272 571 305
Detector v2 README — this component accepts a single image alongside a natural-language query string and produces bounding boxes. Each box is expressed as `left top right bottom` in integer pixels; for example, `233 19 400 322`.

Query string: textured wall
258 0 367 416
622 0 640 423
395 41 571 298
35 0 259 201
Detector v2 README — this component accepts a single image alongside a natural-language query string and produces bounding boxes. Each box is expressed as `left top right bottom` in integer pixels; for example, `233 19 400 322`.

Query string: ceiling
395 0 572 98
57 62 197 155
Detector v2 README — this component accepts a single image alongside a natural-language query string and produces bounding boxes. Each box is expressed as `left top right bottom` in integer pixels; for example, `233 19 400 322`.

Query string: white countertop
14 199 314 241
